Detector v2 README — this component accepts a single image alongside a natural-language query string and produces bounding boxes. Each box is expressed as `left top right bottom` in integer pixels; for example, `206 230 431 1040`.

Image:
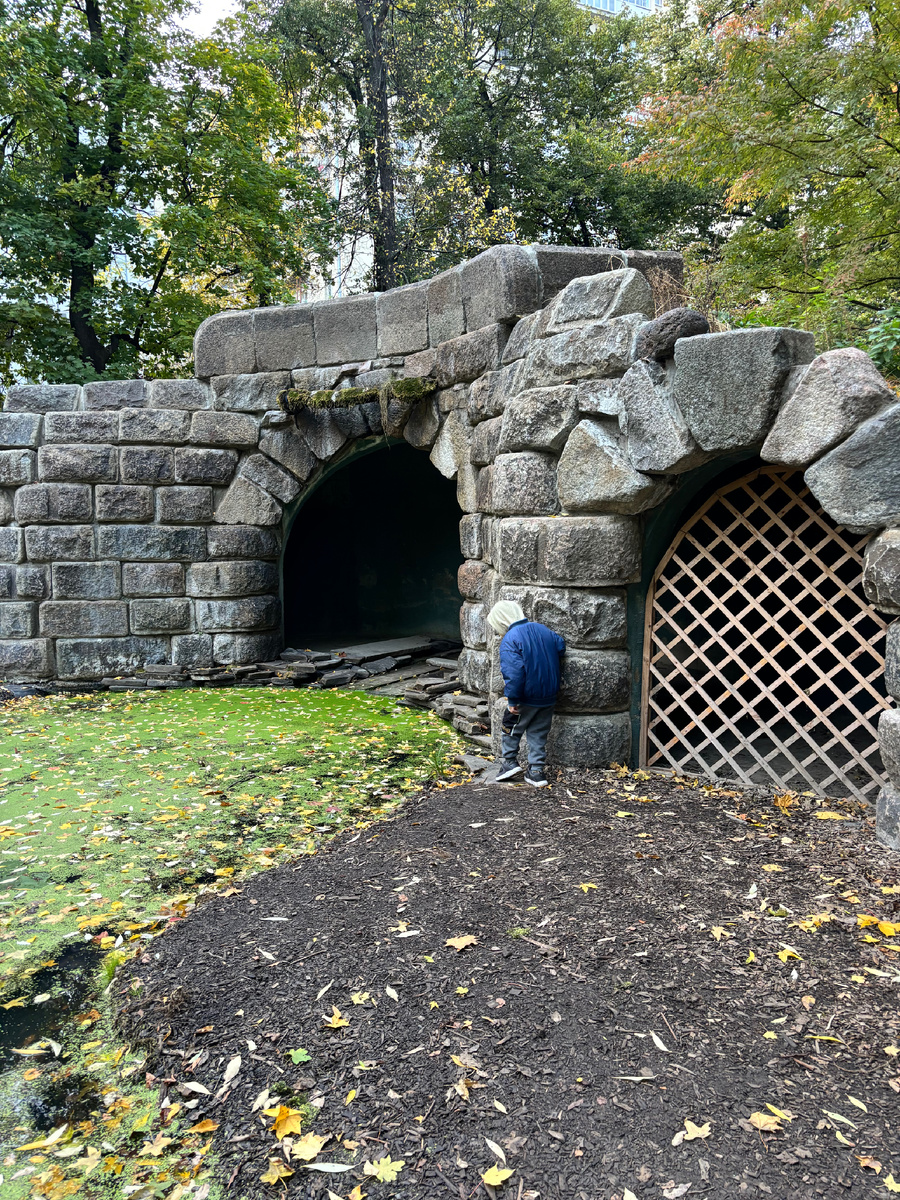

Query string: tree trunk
355 0 397 290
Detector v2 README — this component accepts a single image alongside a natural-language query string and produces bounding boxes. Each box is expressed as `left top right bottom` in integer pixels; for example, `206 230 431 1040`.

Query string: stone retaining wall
1 241 899 846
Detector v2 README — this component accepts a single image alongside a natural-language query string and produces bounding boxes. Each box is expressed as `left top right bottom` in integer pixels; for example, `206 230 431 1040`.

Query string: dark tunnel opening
281 442 464 650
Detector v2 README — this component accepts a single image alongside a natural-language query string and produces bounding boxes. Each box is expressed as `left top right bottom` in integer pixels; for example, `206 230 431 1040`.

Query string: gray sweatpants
501 704 555 768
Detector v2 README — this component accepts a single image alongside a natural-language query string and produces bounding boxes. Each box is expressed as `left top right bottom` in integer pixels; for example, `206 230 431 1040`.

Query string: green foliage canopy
0 0 337 385
635 0 900 348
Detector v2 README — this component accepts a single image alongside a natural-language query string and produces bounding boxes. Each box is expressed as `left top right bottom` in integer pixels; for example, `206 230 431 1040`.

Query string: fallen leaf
746 951 756 963
345 1089 356 1106
763 1031 778 1040
180 1081 211 1095
650 1031 670 1053
885 1045 900 1057
221 1054 241 1087
261 1159 294 1185
823 1109 857 1129
777 947 801 962
186 1119 218 1134
835 1130 855 1146
577 883 597 893
350 992 370 1005
615 811 635 818
139 1133 173 1157
749 1111 782 1133
683 1120 711 1141
485 1137 506 1164
883 1173 900 1192
446 935 477 952
265 1105 305 1139
362 1157 405 1183
801 995 815 1010
322 1005 349 1029
493 1099 508 1113
292 1132 329 1161
814 811 848 820
761 864 786 872
855 1154 881 1173
847 1096 868 1113
710 927 730 941
75 1146 102 1175
482 1164 514 1186
286 1047 310 1064
385 985 399 1002
1 996 27 1009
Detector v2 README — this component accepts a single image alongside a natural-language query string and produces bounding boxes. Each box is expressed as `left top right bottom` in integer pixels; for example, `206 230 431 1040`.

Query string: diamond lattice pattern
642 467 892 801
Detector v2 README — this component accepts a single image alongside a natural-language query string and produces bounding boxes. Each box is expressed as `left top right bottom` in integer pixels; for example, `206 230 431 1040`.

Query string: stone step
330 636 440 663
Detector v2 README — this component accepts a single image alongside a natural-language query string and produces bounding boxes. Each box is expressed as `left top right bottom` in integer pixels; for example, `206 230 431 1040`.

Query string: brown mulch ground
117 769 900 1200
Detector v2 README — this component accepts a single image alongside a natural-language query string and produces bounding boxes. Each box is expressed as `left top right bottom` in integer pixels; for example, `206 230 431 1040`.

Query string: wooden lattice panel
641 466 891 801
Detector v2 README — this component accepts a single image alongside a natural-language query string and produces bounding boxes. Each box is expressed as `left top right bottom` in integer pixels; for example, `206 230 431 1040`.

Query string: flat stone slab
330 636 439 662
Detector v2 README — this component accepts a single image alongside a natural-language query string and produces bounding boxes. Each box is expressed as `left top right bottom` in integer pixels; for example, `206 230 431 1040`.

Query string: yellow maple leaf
878 921 900 937
362 1156 405 1182
186 1119 218 1134
139 1132 172 1157
777 948 801 962
710 926 730 941
763 1031 778 1040
350 991 370 1005
270 1106 304 1140
883 1173 900 1192
814 811 848 820
615 811 634 818
746 950 756 963
857 914 880 928
347 1188 366 1200
683 1119 711 1140
260 1158 294 1185
482 1164 515 1186
291 1132 329 1161
446 935 477 952
322 1005 349 1029
884 1045 899 1057
761 864 785 872
578 882 597 893
749 1111 782 1132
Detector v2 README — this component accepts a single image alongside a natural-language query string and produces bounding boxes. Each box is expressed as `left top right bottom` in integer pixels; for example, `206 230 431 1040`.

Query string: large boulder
546 268 654 333
546 712 631 767
497 386 579 454
491 452 559 516
762 347 894 467
499 584 627 648
876 784 900 851
805 403 900 530
672 328 816 451
618 360 706 474
557 420 671 514
519 314 644 390
495 515 641 587
557 649 630 713
634 307 709 361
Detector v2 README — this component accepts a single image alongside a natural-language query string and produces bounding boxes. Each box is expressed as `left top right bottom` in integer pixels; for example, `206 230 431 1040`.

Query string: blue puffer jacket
499 619 566 708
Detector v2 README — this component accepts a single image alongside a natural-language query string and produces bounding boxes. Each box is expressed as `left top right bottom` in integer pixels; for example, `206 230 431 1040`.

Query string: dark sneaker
495 761 523 782
525 766 549 788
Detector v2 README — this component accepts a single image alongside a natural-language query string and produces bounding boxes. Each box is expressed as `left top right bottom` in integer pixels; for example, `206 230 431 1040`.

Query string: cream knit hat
487 600 526 636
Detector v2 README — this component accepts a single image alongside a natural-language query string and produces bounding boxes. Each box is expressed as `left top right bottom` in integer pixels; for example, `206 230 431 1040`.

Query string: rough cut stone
805 404 900 530
761 347 894 468
458 559 494 602
531 244 628 300
461 245 541 331
496 515 640 586
190 410 258 448
403 397 441 450
212 632 280 665
885 620 899 700
427 268 465 346
468 362 522 423
174 447 238 485
546 712 631 767
0 566 12 598
4 384 79 413
634 307 710 361
257 428 318 482
294 407 347 460
119 408 191 444
430 410 470 480
557 420 671 514
196 596 279 632
149 378 212 410
57 542 114 600
619 360 706 474
672 328 816 451
44 412 117 444
876 784 900 851
457 647 489 695
0 449 35 485
519 313 645 390
499 584 626 648
56 636 168 679
492 452 558 516
172 633 214 668
577 380 620 418
95 485 154 523
498 386 579 454
863 531 900 614
122 562 185 597
130 598 192 634
0 528 25 562
471 416 503 466
459 514 484 561
379 397 414 440
313 294 377 365
214 477 281 526
501 308 550 365
118 446 172 485
0 637 54 678
239 454 301 504
16 566 49 599
328 403 368 442
546 268 653 333
25 525 94 562
187 560 277 597
879 708 900 788
0 603 36 638
194 311 256 378
0 413 42 447
83 380 148 410
212 372 291 413
40 601 128 638
376 282 429 356
558 649 630 713
460 601 487 650
15 484 92 525
38 444 114 483
207 525 278 560
457 461 480 514
156 486 214 524
435 324 509 387
97 524 206 562
253 305 316 372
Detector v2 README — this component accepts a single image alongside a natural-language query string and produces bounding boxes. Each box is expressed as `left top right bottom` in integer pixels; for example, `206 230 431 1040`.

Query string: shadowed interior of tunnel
282 442 464 649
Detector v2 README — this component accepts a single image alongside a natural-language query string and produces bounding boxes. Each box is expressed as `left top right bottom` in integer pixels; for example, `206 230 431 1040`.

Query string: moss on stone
277 387 310 415
309 388 337 407
337 385 381 405
389 376 438 400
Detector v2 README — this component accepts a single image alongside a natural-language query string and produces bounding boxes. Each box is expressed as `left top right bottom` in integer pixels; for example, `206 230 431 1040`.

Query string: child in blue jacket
487 600 566 788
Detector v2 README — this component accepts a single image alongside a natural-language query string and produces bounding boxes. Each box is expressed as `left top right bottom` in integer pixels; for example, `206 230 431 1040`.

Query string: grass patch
0 687 465 1196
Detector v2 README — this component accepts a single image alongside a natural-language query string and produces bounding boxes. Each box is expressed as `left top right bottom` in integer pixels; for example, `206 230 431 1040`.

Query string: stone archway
280 440 462 650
